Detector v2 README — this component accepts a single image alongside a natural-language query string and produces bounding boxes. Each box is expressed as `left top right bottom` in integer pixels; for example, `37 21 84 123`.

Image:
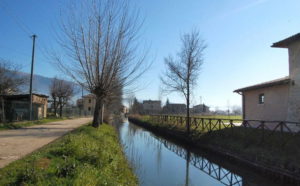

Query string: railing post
180 116 183 126
261 121 265 143
230 119 233 135
201 118 204 132
193 117 196 132
280 122 284 147
209 119 212 132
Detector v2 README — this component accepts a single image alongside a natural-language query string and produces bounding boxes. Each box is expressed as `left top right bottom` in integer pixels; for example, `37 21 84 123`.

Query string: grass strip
0 124 138 186
0 117 68 131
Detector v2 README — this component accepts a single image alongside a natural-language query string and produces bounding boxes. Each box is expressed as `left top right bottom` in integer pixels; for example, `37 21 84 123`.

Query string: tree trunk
186 83 190 135
59 98 63 117
1 96 5 123
92 97 104 127
53 97 57 117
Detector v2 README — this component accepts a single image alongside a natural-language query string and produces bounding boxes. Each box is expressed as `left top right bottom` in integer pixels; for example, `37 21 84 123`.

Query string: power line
0 0 33 37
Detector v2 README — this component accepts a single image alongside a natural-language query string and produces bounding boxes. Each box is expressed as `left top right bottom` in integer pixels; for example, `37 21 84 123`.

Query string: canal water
117 121 288 186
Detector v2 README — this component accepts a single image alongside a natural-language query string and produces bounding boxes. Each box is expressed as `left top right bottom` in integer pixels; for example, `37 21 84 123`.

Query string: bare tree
0 59 25 122
52 0 149 127
104 82 123 122
49 78 74 117
49 78 59 116
125 92 135 112
161 30 206 134
131 97 143 114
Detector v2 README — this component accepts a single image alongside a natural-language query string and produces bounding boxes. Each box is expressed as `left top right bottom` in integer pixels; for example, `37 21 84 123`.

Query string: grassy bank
129 115 300 181
0 124 138 186
194 115 242 120
0 117 68 131
152 114 242 120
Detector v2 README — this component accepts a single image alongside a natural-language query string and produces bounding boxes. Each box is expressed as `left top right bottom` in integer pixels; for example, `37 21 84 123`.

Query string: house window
88 107 91 111
89 99 91 103
259 93 265 104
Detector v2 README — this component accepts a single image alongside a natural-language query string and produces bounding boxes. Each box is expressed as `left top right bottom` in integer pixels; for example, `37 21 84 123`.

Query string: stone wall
244 84 289 121
287 41 300 122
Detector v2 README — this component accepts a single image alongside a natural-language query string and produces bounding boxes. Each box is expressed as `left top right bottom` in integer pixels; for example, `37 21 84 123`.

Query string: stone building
77 94 96 115
234 33 300 125
0 93 48 121
142 100 161 114
162 103 186 114
192 104 210 114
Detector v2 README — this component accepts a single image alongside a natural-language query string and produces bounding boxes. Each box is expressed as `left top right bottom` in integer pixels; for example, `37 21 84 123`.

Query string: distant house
142 100 161 114
234 33 300 125
163 102 186 114
0 93 48 121
76 94 96 115
192 104 210 114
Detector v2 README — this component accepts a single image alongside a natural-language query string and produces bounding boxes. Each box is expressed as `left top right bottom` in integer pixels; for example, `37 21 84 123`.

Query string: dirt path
0 117 92 168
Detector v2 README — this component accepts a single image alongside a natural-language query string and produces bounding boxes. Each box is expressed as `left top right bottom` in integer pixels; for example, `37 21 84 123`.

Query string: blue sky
0 0 299 110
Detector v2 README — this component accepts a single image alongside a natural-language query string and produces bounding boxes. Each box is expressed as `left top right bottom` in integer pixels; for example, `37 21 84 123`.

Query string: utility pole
81 85 83 116
29 34 37 121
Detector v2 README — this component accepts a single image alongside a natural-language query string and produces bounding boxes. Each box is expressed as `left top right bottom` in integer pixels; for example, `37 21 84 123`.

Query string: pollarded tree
52 0 149 127
161 30 206 134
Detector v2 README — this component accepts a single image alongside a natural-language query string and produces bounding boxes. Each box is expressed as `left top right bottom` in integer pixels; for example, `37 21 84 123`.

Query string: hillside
16 72 84 101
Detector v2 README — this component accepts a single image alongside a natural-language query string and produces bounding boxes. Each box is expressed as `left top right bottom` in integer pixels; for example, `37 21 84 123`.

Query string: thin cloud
219 0 270 19
233 0 269 14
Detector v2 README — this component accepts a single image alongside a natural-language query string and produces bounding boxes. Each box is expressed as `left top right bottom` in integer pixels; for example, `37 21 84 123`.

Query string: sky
0 0 300 110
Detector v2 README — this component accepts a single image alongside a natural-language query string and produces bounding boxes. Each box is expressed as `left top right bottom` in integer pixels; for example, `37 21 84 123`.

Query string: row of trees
49 78 74 117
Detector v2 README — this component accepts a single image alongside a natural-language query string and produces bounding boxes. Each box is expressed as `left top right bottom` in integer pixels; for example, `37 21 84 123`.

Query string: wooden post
261 121 265 143
230 120 233 135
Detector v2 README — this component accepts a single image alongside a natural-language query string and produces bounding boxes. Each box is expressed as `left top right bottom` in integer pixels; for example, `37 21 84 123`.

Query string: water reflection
158 138 242 186
118 121 284 186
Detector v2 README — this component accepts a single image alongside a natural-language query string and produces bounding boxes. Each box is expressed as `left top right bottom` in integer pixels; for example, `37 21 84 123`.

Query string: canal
117 121 288 186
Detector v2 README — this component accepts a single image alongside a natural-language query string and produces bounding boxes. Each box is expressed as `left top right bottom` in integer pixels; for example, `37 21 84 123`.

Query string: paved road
0 117 92 168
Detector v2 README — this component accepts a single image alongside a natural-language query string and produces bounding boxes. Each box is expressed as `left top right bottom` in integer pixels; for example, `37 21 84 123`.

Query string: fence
48 107 93 118
149 114 300 146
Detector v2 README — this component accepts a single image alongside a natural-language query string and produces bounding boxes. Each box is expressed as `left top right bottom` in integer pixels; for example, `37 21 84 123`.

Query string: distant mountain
16 72 53 95
15 72 86 101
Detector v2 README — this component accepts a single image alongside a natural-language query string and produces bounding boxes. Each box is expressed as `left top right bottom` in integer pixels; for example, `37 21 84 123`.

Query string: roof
193 104 209 108
143 100 161 103
83 94 96 98
234 76 290 93
168 103 186 106
272 33 300 48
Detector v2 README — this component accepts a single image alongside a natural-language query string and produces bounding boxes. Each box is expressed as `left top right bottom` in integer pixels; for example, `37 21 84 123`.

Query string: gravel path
0 117 92 168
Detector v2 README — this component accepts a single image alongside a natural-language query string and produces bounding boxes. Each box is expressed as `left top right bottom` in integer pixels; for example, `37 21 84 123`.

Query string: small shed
0 93 48 122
